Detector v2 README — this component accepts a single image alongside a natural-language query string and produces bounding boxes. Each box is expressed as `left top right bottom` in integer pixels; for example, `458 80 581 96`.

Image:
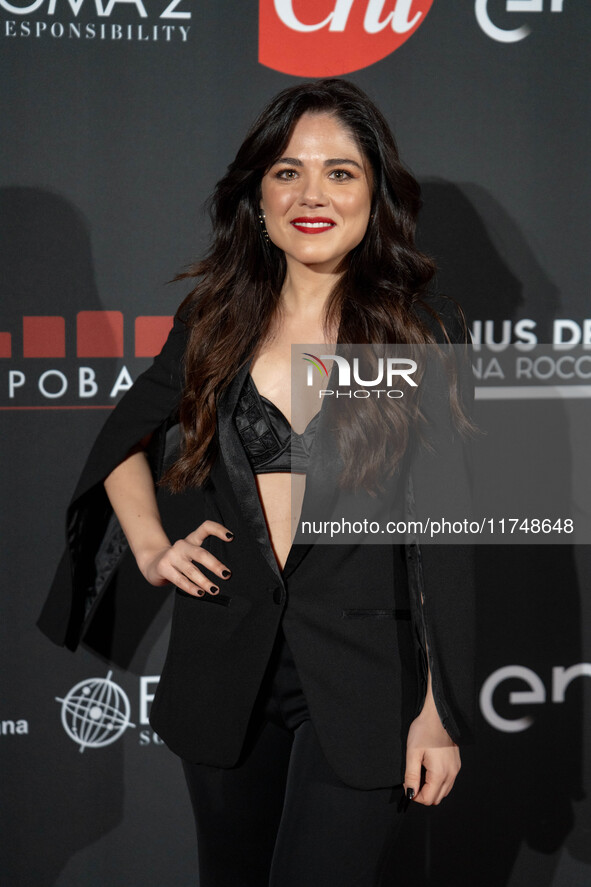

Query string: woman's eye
273 167 354 181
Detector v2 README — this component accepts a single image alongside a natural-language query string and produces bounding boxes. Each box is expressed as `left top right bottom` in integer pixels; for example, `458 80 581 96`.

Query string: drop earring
259 210 270 242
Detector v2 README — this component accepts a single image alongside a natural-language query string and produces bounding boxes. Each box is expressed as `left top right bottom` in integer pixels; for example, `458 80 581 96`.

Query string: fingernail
210 586 219 594
222 570 231 578
225 532 234 539
196 590 204 597
406 787 415 801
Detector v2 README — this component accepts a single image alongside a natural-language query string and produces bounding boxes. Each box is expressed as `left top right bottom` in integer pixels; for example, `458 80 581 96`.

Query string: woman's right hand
136 520 234 597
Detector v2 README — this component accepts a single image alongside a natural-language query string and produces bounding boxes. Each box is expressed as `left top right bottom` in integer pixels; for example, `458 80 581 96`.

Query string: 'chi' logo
56 671 136 752
259 0 434 77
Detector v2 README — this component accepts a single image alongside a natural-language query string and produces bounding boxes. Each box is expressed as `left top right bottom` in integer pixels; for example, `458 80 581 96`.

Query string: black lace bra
234 374 319 474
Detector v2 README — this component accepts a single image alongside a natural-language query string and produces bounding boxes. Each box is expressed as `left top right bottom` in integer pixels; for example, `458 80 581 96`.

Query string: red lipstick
291 217 336 234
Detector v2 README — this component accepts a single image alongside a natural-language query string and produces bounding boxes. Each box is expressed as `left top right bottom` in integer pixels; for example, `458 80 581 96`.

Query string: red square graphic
0 332 11 358
77 311 124 358
135 316 174 357
23 316 65 358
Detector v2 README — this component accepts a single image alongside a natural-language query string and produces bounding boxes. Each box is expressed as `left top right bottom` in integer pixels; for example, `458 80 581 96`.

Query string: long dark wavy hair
163 78 471 493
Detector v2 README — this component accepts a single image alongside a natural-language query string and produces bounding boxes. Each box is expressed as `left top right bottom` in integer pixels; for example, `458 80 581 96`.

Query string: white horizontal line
475 386 591 400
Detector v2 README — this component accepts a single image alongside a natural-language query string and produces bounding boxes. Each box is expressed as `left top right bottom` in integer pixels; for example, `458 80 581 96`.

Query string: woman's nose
298 173 329 206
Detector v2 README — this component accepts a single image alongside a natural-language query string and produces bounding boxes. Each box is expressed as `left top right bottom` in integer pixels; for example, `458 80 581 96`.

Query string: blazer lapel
283 357 343 579
217 360 284 586
216 355 343 584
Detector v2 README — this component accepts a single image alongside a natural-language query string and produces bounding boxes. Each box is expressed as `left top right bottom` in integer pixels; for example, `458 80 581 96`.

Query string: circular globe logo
56 671 135 752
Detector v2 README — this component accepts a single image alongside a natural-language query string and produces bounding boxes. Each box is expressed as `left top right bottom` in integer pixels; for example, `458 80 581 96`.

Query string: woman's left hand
403 687 461 806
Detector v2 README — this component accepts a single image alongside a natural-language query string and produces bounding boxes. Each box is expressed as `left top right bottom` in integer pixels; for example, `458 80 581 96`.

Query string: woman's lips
291 217 336 234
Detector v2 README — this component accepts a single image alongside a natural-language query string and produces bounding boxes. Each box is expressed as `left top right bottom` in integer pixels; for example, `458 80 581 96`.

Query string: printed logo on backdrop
475 0 566 43
0 716 29 737
1 0 191 43
471 318 591 400
0 312 173 409
56 671 164 749
480 663 591 732
259 0 434 77
56 672 135 751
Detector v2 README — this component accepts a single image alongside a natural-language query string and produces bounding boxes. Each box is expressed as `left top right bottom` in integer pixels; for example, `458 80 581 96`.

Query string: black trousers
181 624 410 887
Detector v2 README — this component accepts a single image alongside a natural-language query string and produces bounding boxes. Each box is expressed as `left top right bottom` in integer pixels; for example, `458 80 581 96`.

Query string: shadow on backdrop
0 187 138 885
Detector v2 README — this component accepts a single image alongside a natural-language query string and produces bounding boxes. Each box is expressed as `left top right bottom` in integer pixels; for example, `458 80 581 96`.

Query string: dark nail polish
406 787 415 801
210 586 219 594
222 570 231 577
196 590 204 597
225 532 234 539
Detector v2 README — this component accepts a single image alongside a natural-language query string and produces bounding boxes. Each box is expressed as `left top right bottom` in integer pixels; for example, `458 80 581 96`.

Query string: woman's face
260 112 373 273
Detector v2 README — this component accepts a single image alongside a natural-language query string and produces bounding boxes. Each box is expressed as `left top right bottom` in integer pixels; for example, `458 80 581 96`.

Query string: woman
39 79 475 885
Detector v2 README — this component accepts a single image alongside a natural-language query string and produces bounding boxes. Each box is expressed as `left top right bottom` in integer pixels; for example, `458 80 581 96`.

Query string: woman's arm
39 310 215 649
103 447 233 598
403 298 475 805
403 655 461 806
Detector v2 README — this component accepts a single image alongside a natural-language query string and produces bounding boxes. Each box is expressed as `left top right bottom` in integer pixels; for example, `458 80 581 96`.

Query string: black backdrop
2 2 591 884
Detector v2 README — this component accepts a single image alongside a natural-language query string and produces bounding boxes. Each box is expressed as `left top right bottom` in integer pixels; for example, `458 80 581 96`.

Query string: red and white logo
0 312 173 409
259 0 434 77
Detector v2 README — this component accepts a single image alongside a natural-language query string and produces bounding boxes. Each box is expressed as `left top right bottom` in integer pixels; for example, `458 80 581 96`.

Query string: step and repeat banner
2 2 590 885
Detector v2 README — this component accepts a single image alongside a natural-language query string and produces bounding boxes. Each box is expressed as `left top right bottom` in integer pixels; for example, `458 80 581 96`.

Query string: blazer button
273 587 285 605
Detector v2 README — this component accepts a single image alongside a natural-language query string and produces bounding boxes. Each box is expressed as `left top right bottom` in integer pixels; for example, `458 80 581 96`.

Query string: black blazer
38 298 475 790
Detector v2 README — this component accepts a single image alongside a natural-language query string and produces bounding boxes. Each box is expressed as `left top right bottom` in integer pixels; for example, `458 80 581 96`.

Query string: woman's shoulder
150 292 200 364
